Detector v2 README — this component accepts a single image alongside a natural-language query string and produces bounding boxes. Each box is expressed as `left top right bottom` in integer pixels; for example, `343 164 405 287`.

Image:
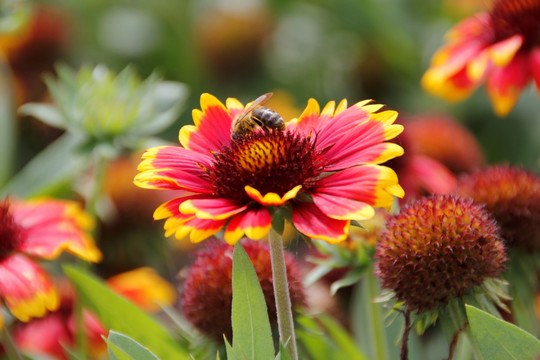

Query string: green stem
75 154 108 359
268 228 298 360
365 267 390 360
1 325 24 360
85 155 108 224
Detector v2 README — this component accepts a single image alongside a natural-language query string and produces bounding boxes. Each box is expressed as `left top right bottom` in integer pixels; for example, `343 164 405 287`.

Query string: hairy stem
268 228 298 360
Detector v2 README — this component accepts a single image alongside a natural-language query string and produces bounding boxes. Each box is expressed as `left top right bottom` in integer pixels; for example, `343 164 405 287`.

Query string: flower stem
268 228 298 360
1 325 23 360
400 310 411 360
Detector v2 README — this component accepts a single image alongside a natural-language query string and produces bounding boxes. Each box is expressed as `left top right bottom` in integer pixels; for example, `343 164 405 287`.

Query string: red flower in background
388 114 484 202
0 198 100 327
422 0 540 116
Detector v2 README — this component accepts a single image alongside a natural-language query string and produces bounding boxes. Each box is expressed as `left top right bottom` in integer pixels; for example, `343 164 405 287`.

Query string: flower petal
245 185 302 206
321 118 404 171
224 208 272 244
107 267 177 312
179 198 248 220
179 93 233 153
134 146 214 193
292 202 349 243
531 46 540 90
486 50 531 116
13 313 72 359
313 165 403 212
408 155 457 195
0 255 59 322
12 199 101 262
179 217 228 243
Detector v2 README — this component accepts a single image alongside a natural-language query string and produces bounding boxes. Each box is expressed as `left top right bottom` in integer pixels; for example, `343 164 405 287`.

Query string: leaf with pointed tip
466 305 540 360
105 331 160 360
231 243 274 360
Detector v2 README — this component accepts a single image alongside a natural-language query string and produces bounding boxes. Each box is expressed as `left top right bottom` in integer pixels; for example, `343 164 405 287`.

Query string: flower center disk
209 130 323 201
490 0 540 44
0 201 22 259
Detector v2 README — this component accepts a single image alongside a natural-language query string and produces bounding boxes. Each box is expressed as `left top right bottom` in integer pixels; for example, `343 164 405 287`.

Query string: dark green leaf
231 243 274 360
466 304 540 360
105 331 160 360
63 265 190 360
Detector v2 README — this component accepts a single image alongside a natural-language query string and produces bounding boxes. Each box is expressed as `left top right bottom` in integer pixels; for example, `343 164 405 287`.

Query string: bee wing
234 93 274 122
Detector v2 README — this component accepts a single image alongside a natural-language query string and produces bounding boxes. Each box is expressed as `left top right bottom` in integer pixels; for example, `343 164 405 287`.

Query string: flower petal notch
135 93 404 244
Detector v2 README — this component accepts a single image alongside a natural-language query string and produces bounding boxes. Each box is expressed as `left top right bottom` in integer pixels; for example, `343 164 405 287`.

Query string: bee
231 92 286 140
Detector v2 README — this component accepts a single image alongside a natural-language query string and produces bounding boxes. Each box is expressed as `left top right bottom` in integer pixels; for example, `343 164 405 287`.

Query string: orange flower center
208 130 324 202
490 0 540 45
0 201 22 258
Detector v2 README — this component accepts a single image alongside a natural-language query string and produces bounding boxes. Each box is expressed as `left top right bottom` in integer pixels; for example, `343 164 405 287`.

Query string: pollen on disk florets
490 0 540 45
375 195 506 313
456 165 540 251
0 200 22 259
180 239 305 341
208 130 324 201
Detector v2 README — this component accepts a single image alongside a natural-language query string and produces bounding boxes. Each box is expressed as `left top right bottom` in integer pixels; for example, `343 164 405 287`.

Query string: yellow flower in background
107 267 176 312
135 93 404 244
422 0 540 116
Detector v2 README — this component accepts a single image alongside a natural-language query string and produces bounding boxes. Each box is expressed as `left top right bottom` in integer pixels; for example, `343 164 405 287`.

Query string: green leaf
231 243 274 360
105 331 160 360
329 267 364 295
296 314 368 360
274 342 291 360
225 337 241 360
318 315 368 360
63 265 190 360
466 304 540 360
0 133 87 197
18 103 67 129
0 59 16 187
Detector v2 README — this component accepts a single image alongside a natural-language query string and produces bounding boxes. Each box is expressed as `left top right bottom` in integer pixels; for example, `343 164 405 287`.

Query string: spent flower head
19 64 188 156
375 195 507 315
455 164 540 251
180 239 305 341
135 93 404 244
422 0 540 116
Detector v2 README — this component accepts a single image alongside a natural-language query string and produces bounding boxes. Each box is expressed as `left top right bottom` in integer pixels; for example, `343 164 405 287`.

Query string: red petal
179 93 233 153
0 255 59 321
487 50 531 116
12 200 101 262
292 202 349 243
179 198 248 220
530 46 540 90
224 208 272 244
14 313 72 359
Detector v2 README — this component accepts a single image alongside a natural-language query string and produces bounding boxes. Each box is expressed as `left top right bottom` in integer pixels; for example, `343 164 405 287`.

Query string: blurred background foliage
15 0 540 171
1 0 538 278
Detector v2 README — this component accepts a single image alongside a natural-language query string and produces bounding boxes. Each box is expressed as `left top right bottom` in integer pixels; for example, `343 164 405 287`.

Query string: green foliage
231 243 275 360
19 64 188 156
466 305 540 360
63 265 190 360
105 331 160 360
0 133 88 197
296 314 368 360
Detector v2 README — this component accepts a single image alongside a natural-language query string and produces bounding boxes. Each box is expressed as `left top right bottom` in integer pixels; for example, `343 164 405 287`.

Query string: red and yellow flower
422 0 540 116
0 198 101 327
134 94 404 244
